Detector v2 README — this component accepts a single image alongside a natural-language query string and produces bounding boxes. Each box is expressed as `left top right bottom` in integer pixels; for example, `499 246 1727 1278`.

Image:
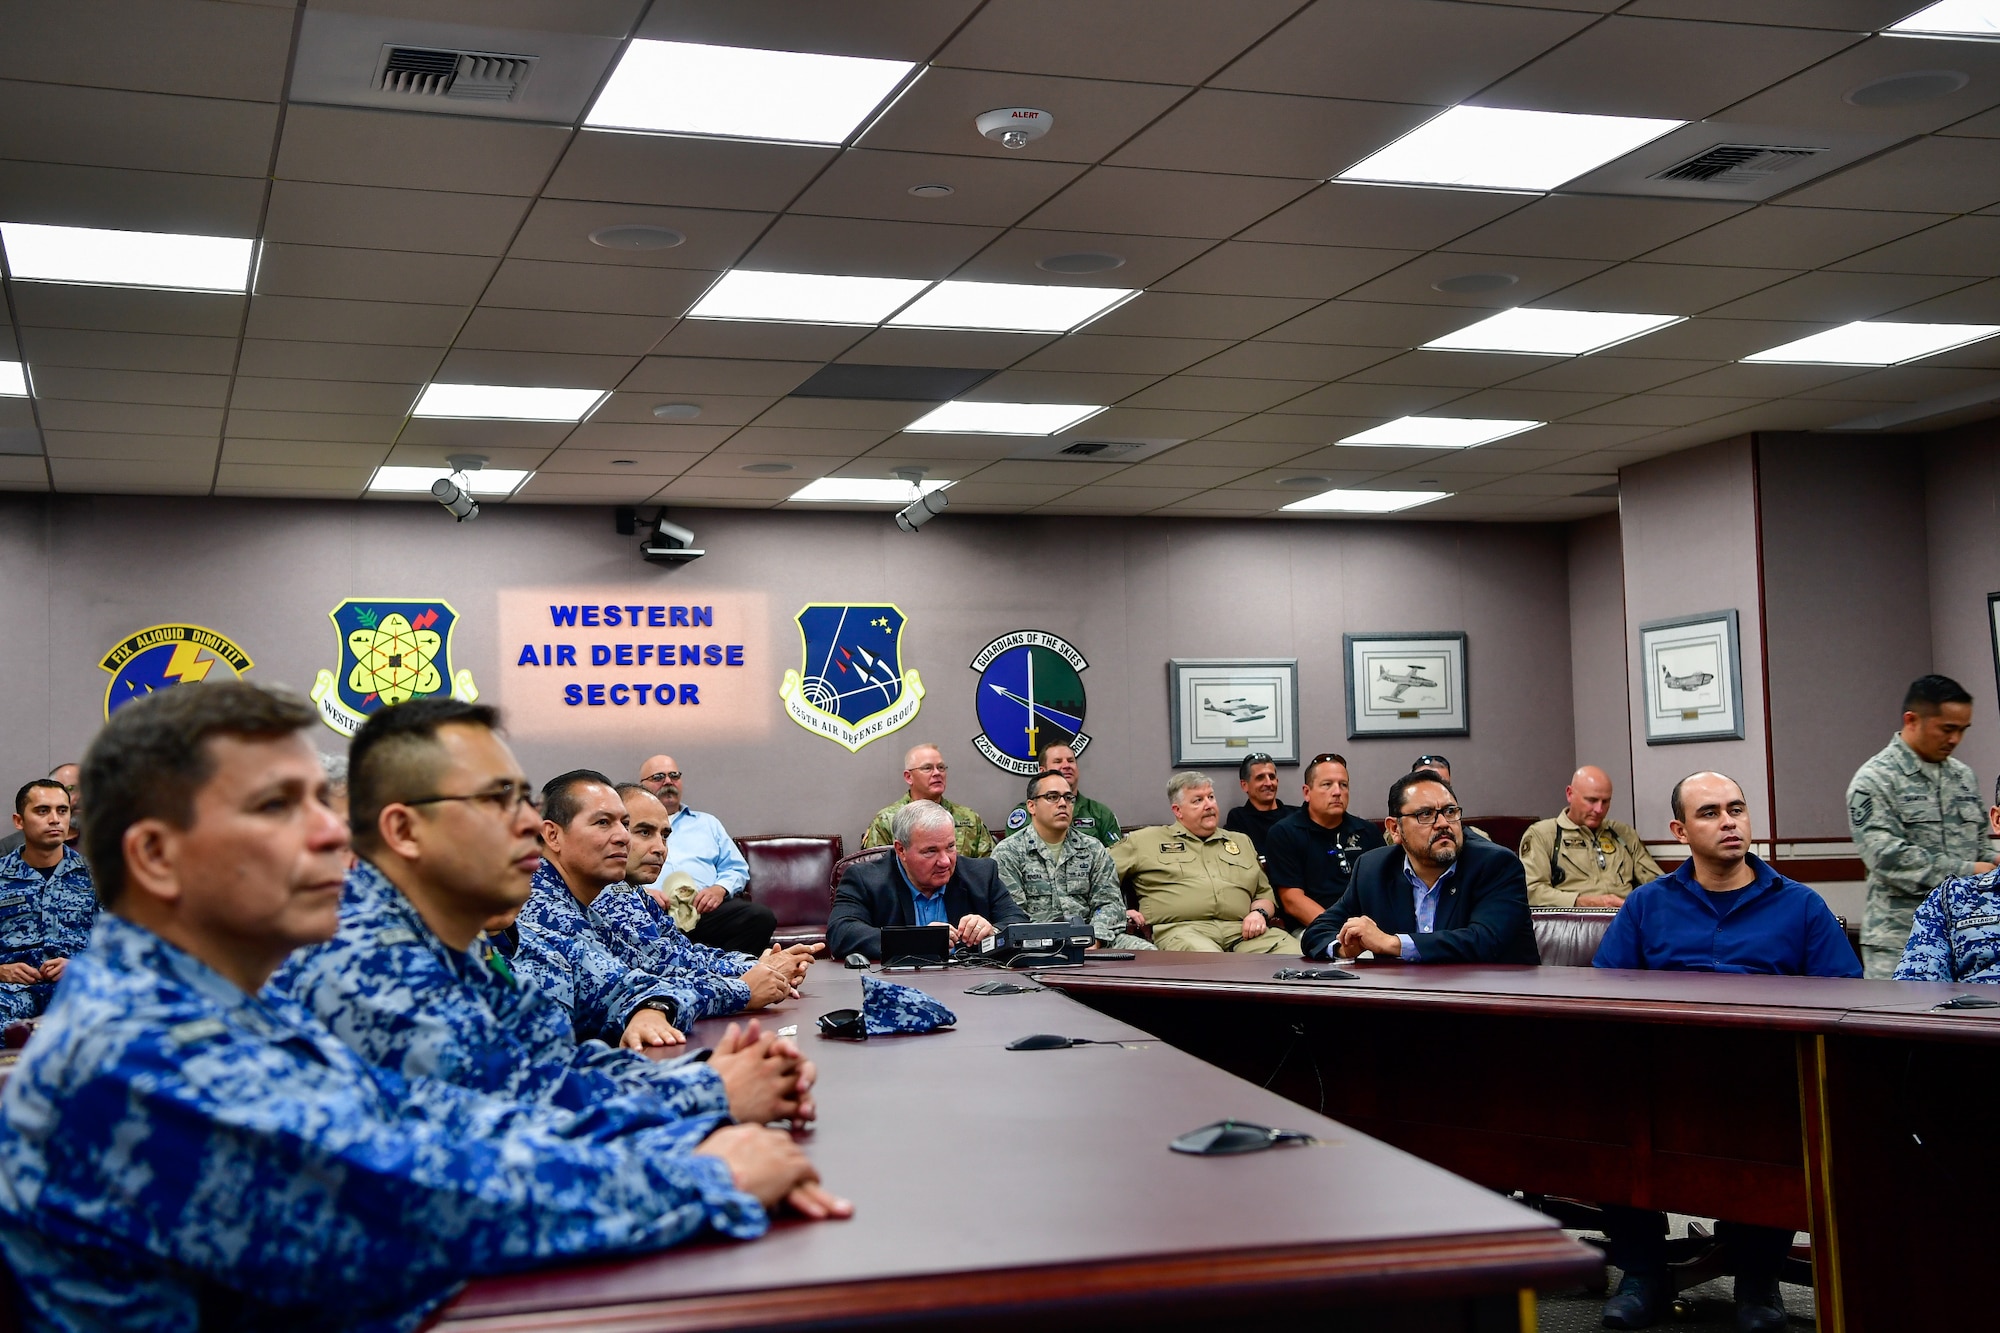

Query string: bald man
860 743 993 858
1519 766 1663 909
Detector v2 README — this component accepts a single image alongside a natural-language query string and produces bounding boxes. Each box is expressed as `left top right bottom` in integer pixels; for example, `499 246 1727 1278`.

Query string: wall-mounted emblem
99 624 254 719
969 630 1090 775
311 598 479 737
778 604 923 752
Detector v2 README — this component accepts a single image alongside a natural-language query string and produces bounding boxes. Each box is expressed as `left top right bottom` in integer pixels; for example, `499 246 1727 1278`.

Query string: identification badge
0 895 25 909
375 928 418 946
1224 840 1240 855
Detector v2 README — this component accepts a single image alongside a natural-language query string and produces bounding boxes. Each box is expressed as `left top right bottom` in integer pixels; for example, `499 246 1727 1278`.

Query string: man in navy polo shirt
1592 770 1859 1331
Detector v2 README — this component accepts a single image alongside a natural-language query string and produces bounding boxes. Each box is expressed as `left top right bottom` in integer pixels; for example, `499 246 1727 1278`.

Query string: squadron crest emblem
99 623 254 719
778 604 924 752
969 630 1091 775
311 598 479 737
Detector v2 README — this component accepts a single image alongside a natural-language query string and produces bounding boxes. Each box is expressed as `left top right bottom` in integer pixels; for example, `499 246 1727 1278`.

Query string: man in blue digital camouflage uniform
1898 775 2000 984
0 778 96 1022
273 698 815 1125
0 680 848 1332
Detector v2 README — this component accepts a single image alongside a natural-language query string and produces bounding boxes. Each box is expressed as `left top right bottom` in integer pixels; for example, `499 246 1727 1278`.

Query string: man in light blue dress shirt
638 754 776 955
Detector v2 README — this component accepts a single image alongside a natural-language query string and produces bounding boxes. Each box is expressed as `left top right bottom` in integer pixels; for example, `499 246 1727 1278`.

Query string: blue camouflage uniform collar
96 913 314 1045
346 859 486 979
1662 852 1779 913
0 844 88 877
530 858 593 921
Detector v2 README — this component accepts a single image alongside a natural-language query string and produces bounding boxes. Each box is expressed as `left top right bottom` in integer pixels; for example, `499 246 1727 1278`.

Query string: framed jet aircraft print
1343 632 1469 740
1639 609 1744 745
1168 658 1300 767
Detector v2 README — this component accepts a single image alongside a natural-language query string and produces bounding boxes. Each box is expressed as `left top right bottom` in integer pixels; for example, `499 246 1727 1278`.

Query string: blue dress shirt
897 858 951 927
1594 854 1861 977
650 808 749 895
1396 858 1456 962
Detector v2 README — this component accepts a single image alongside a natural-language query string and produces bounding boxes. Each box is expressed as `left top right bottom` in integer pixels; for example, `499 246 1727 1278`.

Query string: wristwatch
1251 905 1277 923
632 997 679 1023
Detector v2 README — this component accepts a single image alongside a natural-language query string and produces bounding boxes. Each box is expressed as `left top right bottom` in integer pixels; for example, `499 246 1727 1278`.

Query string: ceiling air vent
1650 144 1823 186
1059 440 1150 459
377 45 535 101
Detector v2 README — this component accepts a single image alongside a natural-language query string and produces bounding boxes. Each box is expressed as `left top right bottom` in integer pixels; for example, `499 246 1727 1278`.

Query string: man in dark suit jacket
827 800 1027 959
1301 771 1538 965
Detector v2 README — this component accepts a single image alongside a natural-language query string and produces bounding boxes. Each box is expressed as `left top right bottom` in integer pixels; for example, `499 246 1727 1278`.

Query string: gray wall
0 494 1579 847
1566 510 1633 825
1925 423 2000 802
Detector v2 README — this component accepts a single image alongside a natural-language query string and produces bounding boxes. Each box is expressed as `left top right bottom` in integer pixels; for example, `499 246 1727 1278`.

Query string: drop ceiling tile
255 244 498 305
1533 422 1672 451
1478 17 1859 120
1538 262 1799 315
383 437 555 468
1118 376 1317 412
1881 277 2000 322
1779 137 2000 215
215 462 370 491
1203 413 1363 445
740 215 1001 280
714 427 891 457
1950 105 2000 138
1035 485 1200 510
0 457 49 490
536 451 695 478
862 67 1190 167
1444 196 1749 263
263 181 532 257
953 460 1125 487
0 81 278 177
227 377 415 415
792 149 1086 227
1224 467 1380 492
619 358 820 396
510 476 675 505
1831 217 2000 278
588 392 776 427
1244 182 1535 251
1342 252 1616 309
970 370 1162 402
1015 334 1234 375
1268 381 1469 417
0 0 295 101
867 433 1031 461
1645 205 1948 270
751 398 933 430
1187 341 1400 381
244 295 467 346
1599 316 1827 361
1114 461 1263 487
0 159 267 235
1217 0 1595 105
1023 167 1315 240
507 199 772 271
1793 364 2000 402
951 229 1216 288
220 439 389 467
1440 387 1622 418
650 320 867 362
278 105 572 196
27 367 229 408
1111 90 1438 181
1085 292 1318 342
36 400 222 435
217 482 371 498
837 328 1055 368
19 328 238 375
1073 406 1247 438
1565 394 1761 426
13 286 245 337
0 402 36 432
1501 355 1717 394
236 340 444 383
1285 443 1495 473
658 475 799 503
940 0 1298 82
1152 495 1281 515
480 259 715 316
41 431 216 463
1703 270 1974 321
432 350 636 390
48 457 212 492
1153 439 1313 469
224 410 403 443
546 132 834 211
565 422 735 453
1469 472 1621 497
1260 299 1472 348
635 0 975 54
687 454 848 480
1154 242 1417 299
1720 35 2000 141
931 481 1077 506
455 308 672 356
1653 363 1872 398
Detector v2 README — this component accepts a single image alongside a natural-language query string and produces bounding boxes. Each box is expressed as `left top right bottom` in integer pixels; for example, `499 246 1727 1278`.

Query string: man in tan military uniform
861 742 994 858
1112 772 1300 954
1520 766 1663 908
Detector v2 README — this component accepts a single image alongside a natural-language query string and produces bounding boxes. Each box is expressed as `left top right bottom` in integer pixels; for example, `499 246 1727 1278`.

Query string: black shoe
1734 1274 1787 1331
1602 1271 1669 1329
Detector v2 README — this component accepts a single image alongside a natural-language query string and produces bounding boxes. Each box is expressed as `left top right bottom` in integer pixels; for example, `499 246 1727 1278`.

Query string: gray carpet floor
1537 1220 1816 1332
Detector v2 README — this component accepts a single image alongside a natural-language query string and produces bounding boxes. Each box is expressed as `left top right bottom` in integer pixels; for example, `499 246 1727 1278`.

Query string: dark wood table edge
437 1231 1599 1331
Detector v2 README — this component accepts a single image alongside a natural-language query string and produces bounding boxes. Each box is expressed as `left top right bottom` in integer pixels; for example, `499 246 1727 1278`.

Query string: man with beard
1301 770 1537 965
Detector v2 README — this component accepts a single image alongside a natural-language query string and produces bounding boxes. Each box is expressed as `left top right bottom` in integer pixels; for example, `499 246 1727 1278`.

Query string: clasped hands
0 958 64 986
1332 915 1401 959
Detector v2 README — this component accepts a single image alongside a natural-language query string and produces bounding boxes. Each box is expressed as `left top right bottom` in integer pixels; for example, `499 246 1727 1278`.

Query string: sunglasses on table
817 1009 867 1040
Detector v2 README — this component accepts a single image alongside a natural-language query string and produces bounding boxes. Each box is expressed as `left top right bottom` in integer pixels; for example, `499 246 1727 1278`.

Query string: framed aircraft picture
1639 609 1744 745
1343 632 1469 739
1168 658 1300 767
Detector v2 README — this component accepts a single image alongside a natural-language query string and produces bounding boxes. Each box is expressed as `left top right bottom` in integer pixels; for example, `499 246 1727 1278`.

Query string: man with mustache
1300 770 1537 965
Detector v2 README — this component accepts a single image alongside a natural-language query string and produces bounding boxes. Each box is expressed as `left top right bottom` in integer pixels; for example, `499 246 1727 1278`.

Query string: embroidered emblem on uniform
375 928 418 946
100 623 254 719
1224 840 1240 855
777 604 924 752
1007 807 1029 831
311 598 479 737
166 1018 227 1045
966 630 1092 775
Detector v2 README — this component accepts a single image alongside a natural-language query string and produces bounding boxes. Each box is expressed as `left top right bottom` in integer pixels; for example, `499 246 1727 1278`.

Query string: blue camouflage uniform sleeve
1894 885 1955 981
589 889 753 1021
570 1041 730 1120
513 913 704 1044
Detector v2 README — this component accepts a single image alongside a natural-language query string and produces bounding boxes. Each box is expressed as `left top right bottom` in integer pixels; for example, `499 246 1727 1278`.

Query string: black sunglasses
1310 752 1347 767
817 1008 867 1040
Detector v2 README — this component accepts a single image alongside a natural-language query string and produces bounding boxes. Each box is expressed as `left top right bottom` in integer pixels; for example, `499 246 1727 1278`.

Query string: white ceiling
1 0 1998 521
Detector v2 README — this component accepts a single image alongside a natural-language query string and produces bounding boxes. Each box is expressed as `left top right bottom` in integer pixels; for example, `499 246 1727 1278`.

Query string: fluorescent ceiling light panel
689 270 930 325
1338 105 1683 192
1282 488 1451 514
790 477 953 504
1424 308 1683 356
1339 416 1543 448
411 384 606 421
0 361 26 397
0 222 253 292
1887 1 2000 38
905 401 1106 435
886 280 1138 334
585 39 914 143
368 466 532 496
1742 320 2000 365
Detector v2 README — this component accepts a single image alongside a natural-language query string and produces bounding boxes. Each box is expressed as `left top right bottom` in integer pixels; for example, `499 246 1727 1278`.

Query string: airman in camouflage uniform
0 779 96 1023
993 775 1154 953
861 743 994 857
1848 676 1997 978
1895 864 2000 984
1003 742 1122 848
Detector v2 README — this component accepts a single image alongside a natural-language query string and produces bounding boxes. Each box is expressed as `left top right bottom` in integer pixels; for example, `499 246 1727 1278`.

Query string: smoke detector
976 107 1053 150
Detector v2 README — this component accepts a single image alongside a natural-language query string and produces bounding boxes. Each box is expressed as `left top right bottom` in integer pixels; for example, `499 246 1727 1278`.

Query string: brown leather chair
735 835 842 948
827 845 893 911
1531 907 1619 967
1468 814 1537 853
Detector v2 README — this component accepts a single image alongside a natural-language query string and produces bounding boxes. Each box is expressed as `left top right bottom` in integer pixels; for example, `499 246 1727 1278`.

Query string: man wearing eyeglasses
1301 770 1537 965
860 742 994 858
636 755 773 956
1003 742 1122 848
1112 772 1300 954
1519 765 1662 908
1264 754 1385 931
994 771 1153 951
1223 753 1294 856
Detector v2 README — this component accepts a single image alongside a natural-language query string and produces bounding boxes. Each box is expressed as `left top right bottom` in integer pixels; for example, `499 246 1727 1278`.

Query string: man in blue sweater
1593 770 1859 1331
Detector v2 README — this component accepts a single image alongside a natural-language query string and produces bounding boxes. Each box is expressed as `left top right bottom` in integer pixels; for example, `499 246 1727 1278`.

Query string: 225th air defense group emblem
969 630 1091 775
311 598 479 737
99 624 254 719
778 604 924 752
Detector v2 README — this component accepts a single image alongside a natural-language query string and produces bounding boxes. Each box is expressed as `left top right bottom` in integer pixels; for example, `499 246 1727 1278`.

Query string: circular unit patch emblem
969 630 1091 776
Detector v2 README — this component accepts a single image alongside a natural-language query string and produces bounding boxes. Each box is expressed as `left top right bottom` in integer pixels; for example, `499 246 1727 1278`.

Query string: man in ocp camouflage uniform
1848 674 1996 978
861 742 994 857
1004 742 1122 848
994 769 1153 952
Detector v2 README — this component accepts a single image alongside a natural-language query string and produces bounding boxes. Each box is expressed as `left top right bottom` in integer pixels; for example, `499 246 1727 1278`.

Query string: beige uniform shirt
1518 812 1664 908
1112 822 1273 926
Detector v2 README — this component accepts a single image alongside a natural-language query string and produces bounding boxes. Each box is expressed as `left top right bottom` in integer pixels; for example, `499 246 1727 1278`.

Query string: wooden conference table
440 963 1597 1332
1040 953 2000 1333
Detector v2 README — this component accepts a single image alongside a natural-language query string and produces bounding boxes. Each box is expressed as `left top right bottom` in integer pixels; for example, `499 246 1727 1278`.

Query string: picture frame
1987 592 2000 697
1343 632 1469 739
1167 658 1300 767
1638 609 1744 745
